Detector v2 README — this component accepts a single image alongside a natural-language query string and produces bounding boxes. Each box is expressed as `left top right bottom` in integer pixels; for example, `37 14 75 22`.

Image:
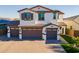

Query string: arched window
21 12 33 21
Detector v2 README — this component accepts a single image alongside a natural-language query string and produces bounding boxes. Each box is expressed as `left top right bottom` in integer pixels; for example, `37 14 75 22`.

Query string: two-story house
7 5 65 43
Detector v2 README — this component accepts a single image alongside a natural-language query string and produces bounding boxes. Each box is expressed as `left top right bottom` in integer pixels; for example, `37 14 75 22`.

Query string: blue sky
0 5 79 18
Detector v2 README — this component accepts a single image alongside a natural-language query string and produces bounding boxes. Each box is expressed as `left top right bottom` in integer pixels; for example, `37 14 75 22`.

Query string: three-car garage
8 24 59 43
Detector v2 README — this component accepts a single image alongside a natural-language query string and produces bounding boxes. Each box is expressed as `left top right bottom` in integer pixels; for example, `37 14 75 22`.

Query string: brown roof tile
58 22 67 26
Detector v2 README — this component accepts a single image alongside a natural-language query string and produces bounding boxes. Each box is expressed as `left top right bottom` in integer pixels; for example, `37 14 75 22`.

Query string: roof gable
29 5 53 11
18 5 64 14
43 23 60 27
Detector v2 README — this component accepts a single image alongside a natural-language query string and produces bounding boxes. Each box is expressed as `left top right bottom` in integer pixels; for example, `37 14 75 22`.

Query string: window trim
21 12 33 21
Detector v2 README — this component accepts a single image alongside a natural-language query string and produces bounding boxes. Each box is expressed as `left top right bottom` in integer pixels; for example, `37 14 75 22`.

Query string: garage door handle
42 33 46 35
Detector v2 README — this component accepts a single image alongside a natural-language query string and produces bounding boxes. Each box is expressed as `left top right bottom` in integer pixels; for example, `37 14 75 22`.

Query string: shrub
61 44 79 53
61 35 76 44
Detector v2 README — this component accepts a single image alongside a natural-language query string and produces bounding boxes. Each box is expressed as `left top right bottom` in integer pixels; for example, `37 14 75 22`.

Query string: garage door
22 29 42 40
46 28 57 44
0 24 7 35
10 28 19 37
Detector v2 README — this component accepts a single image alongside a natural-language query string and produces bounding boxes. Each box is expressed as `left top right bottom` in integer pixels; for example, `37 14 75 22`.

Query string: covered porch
58 22 67 35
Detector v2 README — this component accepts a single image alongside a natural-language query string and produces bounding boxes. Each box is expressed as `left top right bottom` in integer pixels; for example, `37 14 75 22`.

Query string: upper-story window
53 13 56 19
21 12 33 21
38 12 45 21
53 12 59 19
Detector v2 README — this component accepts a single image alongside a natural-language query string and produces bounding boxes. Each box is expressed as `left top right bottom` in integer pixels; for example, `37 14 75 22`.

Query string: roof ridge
64 15 79 19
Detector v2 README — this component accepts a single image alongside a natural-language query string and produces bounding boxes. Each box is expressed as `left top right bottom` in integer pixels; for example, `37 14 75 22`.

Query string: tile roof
58 22 67 26
64 15 79 20
43 23 60 27
64 15 79 25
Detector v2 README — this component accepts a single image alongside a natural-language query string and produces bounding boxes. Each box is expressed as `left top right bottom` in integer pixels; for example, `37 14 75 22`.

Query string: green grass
61 44 79 53
61 35 76 44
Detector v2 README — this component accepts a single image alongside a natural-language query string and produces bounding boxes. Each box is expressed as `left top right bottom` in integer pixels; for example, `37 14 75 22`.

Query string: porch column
19 27 22 39
7 26 10 38
63 27 66 35
57 28 60 40
59 27 62 34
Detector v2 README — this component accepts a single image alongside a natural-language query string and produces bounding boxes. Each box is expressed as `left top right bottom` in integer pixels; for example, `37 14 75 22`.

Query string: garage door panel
10 29 19 37
22 29 42 39
46 28 57 39
22 30 42 36
46 28 57 44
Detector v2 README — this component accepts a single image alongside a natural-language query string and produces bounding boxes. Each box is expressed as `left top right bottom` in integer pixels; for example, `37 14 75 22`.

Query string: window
38 12 44 20
21 12 33 21
53 13 56 19
70 26 72 29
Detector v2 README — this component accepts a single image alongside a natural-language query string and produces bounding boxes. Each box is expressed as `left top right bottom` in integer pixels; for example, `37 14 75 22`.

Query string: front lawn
61 44 79 53
61 35 76 44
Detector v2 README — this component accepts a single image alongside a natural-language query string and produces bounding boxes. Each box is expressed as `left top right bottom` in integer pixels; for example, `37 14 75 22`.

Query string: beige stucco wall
64 20 79 30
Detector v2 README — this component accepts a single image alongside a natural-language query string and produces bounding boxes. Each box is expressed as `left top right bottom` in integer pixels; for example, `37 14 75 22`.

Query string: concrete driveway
0 40 65 53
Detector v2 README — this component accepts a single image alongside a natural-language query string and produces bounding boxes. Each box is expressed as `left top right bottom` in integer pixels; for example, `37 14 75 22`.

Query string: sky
0 5 79 18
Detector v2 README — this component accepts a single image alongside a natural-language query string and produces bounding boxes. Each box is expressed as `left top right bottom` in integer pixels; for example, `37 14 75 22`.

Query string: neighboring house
64 15 79 37
7 5 65 43
0 18 19 35
0 18 13 35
